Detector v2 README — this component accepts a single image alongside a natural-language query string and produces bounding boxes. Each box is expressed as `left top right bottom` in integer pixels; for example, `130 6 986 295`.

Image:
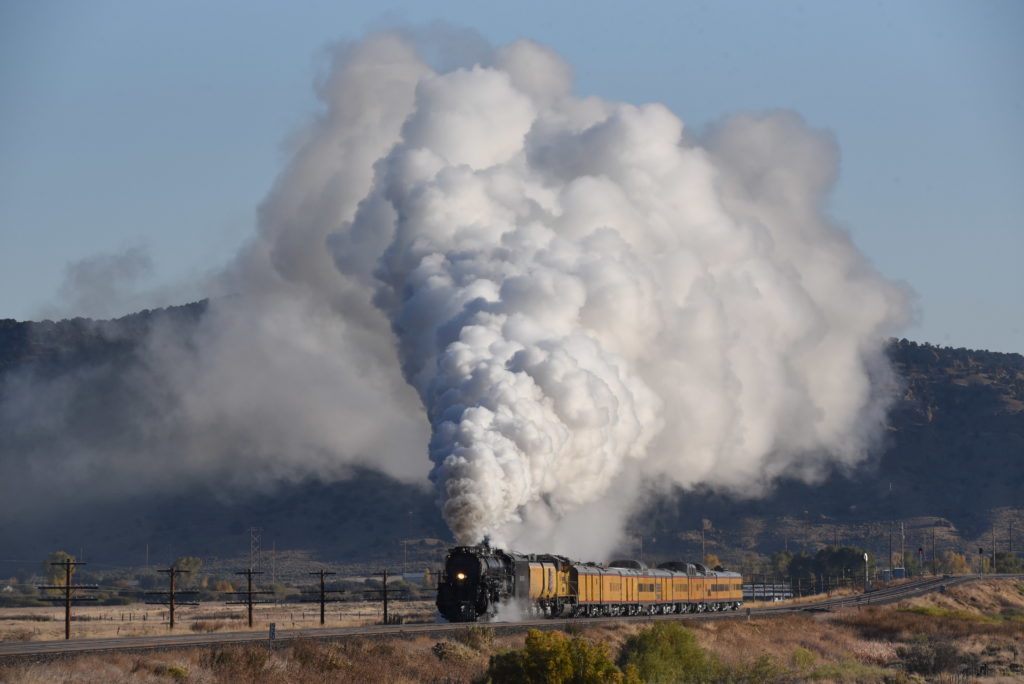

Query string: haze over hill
1 304 1020 570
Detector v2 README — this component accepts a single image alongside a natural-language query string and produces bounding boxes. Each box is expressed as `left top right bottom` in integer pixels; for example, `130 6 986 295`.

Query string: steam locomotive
436 543 743 622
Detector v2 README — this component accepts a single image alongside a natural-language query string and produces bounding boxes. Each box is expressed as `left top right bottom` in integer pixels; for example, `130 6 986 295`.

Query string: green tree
994 551 1021 573
42 551 75 587
487 629 627 684
618 622 721 683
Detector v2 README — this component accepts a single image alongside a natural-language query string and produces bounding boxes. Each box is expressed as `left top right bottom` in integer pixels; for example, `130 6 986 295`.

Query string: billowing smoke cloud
320 37 910 552
1 32 909 560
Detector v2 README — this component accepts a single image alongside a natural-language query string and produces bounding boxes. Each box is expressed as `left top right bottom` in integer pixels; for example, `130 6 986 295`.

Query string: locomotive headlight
456 572 466 581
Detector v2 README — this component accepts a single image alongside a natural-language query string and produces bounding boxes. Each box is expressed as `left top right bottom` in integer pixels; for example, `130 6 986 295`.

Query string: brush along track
2 573 1020 664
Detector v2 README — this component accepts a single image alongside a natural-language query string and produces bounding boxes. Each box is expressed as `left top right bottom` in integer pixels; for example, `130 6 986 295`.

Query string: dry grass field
0 600 438 642
1 581 1022 682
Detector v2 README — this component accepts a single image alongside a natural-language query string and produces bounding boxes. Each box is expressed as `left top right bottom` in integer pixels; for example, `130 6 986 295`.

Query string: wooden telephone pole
226 569 273 627
302 569 344 625
366 569 406 625
145 567 199 630
37 559 97 639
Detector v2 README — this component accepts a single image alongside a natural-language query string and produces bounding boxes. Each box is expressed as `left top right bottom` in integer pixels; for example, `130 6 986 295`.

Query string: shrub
455 624 494 650
897 638 975 676
808 660 897 682
728 652 787 683
200 646 269 678
190 620 227 633
487 628 628 683
290 638 347 672
164 664 189 681
433 640 473 662
618 622 721 683
791 646 815 672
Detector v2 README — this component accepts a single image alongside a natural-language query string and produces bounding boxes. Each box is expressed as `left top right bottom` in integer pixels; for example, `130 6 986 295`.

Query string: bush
791 646 815 672
897 638 975 676
455 624 494 650
432 640 473 662
728 652 787 683
199 646 269 679
189 620 227 633
99 595 135 606
618 622 720 683
486 628 629 683
290 638 348 672
154 663 189 681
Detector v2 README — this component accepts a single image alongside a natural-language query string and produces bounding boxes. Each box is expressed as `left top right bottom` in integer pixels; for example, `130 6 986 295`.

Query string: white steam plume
2 33 909 561
320 37 910 554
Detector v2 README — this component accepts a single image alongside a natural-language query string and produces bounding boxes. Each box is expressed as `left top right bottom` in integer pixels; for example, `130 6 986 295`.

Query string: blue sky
1 1 1021 352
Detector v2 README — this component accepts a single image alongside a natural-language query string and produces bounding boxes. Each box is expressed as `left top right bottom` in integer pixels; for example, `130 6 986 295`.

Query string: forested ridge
0 304 1020 565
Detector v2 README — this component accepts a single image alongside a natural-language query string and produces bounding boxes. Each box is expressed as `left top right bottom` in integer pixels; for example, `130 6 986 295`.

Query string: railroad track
2 573 1020 664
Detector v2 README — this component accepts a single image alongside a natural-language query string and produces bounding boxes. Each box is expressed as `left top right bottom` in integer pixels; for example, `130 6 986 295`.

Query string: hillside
0 305 1021 571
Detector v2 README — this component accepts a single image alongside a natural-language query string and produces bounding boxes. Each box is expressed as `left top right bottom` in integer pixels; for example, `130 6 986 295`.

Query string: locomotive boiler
436 543 743 622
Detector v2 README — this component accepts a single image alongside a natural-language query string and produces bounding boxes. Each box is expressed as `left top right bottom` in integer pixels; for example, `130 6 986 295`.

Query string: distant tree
702 554 721 569
903 551 923 577
172 556 203 588
994 552 1021 573
938 551 970 574
814 546 869 579
42 551 75 586
769 550 793 577
787 552 816 581
739 552 764 578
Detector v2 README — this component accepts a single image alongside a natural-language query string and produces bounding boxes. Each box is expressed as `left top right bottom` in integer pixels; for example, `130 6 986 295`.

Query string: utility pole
37 559 97 640
863 553 869 593
366 569 406 625
931 527 937 576
888 524 893 577
992 526 996 572
145 567 199 630
226 570 272 627
900 522 905 570
303 570 344 625
380 569 389 626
